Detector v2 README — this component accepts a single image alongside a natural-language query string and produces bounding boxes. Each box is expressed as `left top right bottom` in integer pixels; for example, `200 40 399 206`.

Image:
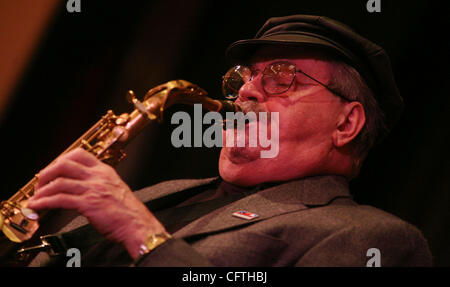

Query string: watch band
134 232 172 265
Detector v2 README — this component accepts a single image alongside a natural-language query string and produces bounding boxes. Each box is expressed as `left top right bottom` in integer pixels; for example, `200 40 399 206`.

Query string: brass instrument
0 80 242 264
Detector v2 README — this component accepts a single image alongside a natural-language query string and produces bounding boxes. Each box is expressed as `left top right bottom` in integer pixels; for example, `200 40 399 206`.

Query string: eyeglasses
222 61 349 101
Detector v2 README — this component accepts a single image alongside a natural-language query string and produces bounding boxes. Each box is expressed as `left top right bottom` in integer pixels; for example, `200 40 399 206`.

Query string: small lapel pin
232 210 259 220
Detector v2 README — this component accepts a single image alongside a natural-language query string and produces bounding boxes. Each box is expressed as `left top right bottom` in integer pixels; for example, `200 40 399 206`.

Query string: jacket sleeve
295 220 433 267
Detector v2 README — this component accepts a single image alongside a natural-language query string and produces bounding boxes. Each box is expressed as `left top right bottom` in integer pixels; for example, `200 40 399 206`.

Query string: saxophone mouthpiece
218 100 244 117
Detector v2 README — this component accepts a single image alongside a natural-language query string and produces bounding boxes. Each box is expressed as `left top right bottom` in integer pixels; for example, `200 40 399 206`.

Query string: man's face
219 47 347 186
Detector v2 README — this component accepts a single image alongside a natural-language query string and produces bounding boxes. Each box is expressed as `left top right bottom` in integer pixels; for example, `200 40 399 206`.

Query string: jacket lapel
174 175 351 239
134 177 219 203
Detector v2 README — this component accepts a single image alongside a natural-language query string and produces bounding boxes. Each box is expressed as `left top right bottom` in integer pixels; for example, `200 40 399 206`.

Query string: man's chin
220 146 262 164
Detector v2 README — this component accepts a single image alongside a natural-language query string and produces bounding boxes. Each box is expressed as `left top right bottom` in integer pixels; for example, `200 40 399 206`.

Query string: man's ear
332 102 366 148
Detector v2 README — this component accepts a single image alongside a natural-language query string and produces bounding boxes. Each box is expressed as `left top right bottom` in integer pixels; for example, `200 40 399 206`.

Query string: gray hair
327 60 388 172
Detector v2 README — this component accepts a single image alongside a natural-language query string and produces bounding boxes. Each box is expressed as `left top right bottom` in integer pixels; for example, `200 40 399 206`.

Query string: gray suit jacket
31 175 433 266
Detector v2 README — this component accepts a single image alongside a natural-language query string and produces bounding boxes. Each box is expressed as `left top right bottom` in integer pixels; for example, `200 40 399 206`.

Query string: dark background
0 0 448 266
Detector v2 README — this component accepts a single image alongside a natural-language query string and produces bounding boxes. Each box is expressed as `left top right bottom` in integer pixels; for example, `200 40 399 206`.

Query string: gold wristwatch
135 232 172 263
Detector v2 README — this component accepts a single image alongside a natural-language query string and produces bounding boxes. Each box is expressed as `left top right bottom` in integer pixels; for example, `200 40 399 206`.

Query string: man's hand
27 148 167 259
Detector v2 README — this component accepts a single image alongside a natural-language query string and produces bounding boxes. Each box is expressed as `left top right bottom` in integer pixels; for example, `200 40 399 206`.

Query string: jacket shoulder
294 203 433 266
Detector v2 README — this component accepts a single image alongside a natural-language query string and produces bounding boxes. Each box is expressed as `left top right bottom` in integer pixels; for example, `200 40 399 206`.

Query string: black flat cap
226 15 403 133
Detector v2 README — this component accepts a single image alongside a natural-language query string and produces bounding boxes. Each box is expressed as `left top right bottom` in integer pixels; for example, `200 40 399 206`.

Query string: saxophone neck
142 79 243 117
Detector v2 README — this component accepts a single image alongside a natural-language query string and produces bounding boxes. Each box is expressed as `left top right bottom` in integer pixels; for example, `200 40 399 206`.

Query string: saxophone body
0 80 241 265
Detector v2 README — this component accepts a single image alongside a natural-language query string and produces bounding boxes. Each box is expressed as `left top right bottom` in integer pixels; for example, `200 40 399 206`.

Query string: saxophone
0 80 242 265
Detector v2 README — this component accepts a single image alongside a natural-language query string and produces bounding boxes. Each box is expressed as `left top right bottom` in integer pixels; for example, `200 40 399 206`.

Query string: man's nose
237 76 267 103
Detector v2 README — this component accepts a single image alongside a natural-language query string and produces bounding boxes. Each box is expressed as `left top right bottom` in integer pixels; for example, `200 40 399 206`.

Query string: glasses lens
222 65 252 99
262 62 296 94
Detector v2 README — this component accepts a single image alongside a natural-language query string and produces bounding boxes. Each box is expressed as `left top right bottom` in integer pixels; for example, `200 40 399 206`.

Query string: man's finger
33 177 87 200
64 148 102 167
36 159 90 189
27 193 80 211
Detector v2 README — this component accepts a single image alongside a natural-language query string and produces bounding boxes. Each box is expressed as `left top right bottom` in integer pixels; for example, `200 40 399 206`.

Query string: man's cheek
284 119 328 147
278 112 313 139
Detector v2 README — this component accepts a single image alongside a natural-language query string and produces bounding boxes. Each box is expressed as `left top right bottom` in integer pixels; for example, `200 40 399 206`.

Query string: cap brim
226 32 361 70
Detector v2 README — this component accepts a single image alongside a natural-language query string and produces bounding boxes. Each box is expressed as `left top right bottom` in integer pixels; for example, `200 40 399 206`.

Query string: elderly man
27 15 432 266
